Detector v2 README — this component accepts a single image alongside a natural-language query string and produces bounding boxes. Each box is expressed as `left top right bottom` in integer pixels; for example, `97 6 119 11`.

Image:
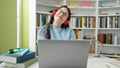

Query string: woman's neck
53 22 61 27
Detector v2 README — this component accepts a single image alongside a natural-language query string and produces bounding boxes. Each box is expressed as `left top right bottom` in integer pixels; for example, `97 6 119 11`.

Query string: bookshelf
66 0 97 54
98 0 120 54
35 0 120 55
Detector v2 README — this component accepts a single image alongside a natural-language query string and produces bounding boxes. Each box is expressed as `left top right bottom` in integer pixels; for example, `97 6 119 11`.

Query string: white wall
29 0 36 51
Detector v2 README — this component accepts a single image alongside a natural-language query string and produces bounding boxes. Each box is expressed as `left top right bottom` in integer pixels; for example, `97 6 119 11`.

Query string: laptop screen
37 40 90 68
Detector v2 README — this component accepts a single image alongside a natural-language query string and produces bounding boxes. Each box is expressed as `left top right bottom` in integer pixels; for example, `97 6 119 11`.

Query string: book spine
114 34 117 46
16 52 35 63
0 55 16 63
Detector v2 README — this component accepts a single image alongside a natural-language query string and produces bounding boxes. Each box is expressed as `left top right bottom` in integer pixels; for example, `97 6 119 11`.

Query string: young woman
37 5 76 40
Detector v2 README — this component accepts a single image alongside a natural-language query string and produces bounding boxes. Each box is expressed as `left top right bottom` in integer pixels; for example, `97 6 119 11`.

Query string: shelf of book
97 0 120 55
72 28 96 30
98 6 120 9
36 2 61 7
66 0 96 8
70 7 96 9
98 0 120 16
72 15 96 17
68 0 96 2
36 11 51 14
98 15 120 16
97 28 120 30
35 0 120 55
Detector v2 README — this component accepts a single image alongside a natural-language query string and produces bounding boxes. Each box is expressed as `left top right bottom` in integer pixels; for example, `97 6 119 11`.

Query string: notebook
37 40 90 68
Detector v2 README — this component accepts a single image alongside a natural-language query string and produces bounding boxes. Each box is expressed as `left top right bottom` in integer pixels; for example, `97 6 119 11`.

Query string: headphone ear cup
64 20 69 25
64 16 71 25
51 10 56 17
51 7 58 17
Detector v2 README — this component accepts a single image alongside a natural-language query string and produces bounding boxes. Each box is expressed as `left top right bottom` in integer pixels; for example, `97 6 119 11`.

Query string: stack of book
0 48 37 68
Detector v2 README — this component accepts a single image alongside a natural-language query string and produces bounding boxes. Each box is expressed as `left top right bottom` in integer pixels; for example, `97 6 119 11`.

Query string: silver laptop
37 40 90 68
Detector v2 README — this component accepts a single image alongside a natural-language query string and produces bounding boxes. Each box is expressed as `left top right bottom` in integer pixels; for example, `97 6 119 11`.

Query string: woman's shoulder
38 25 48 33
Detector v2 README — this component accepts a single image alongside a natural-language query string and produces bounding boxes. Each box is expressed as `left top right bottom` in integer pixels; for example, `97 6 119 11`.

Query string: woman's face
54 7 69 26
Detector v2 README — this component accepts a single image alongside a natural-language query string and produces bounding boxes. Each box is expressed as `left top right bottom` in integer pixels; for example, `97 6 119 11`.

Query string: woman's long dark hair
45 5 71 39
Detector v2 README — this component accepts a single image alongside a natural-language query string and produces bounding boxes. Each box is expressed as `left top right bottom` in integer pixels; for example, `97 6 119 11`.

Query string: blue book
2 48 30 57
0 52 36 64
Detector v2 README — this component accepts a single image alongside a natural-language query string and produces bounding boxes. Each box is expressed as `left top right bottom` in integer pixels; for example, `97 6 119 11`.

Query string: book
0 57 38 68
0 52 36 64
3 48 30 57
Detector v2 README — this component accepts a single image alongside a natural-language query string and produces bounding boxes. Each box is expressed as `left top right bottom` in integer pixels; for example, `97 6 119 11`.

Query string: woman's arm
37 25 48 40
